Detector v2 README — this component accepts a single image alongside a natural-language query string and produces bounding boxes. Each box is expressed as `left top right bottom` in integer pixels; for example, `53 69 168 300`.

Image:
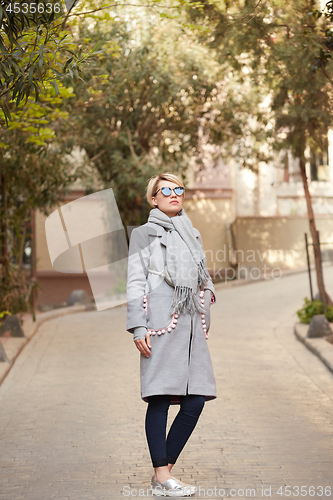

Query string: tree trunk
18 216 28 269
30 209 36 321
0 169 9 294
299 152 332 311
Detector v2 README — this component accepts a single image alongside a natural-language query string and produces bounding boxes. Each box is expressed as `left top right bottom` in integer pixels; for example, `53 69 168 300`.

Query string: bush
0 310 11 328
297 297 333 324
0 265 40 315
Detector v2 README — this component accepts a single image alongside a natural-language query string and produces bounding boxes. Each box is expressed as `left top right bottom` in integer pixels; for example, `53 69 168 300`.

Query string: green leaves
297 297 333 323
61 6 229 225
51 79 59 96
0 1 95 121
1 81 73 147
307 1 333 72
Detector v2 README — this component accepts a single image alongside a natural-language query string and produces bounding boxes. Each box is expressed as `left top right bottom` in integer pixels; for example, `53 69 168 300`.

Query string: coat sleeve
196 231 216 305
126 226 151 334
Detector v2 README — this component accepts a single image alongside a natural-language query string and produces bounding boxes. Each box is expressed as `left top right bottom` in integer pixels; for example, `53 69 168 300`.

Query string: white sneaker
151 475 193 496
172 476 197 494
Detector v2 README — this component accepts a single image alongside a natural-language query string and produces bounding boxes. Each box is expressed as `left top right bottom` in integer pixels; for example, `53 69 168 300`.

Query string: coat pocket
144 292 179 336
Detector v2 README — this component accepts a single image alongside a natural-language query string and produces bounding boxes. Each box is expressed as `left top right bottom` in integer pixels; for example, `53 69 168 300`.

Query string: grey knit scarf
147 207 210 315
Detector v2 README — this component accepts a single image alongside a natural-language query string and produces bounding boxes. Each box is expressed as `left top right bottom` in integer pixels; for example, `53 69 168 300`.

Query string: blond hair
146 172 185 207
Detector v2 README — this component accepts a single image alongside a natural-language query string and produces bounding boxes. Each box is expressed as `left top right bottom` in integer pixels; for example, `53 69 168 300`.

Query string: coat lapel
147 222 168 247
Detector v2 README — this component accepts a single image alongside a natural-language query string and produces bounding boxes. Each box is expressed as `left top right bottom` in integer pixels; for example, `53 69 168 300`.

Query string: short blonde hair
146 172 185 207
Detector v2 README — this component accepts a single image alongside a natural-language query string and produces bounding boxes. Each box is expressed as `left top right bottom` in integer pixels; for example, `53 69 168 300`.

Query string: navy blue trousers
145 394 205 468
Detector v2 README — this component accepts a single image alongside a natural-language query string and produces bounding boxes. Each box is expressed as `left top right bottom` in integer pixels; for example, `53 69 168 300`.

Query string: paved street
0 267 333 500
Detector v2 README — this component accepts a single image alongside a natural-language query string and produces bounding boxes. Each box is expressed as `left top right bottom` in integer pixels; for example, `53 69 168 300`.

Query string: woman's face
152 180 184 217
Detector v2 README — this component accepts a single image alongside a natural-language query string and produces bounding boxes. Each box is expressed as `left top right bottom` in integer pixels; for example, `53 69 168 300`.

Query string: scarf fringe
171 286 205 315
148 208 211 315
198 259 211 286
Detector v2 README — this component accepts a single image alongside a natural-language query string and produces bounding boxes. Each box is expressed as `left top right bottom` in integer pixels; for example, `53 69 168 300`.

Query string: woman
126 172 217 497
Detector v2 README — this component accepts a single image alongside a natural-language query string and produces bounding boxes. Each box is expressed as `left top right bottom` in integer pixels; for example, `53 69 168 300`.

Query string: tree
308 0 333 82
0 0 216 313
63 6 240 227
0 0 105 121
0 0 208 120
186 0 333 307
0 82 89 312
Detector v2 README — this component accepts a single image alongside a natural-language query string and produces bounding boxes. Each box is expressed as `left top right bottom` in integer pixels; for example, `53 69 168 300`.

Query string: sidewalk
217 262 333 379
1 262 331 387
0 303 96 386
0 267 333 499
0 295 128 387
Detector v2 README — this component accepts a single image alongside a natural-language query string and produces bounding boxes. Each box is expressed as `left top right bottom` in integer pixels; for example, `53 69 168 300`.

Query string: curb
0 303 97 387
294 322 333 375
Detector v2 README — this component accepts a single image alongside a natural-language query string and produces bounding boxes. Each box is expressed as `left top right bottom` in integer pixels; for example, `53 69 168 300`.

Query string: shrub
0 310 11 328
297 297 333 324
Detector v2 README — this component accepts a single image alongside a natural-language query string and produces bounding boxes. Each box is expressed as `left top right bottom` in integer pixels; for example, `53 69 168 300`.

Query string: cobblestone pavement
0 267 333 500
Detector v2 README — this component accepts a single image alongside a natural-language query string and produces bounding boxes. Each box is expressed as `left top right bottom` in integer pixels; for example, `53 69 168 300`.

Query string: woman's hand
135 332 152 358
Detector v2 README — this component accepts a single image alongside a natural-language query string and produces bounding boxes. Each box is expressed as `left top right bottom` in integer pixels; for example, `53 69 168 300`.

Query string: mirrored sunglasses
155 186 185 197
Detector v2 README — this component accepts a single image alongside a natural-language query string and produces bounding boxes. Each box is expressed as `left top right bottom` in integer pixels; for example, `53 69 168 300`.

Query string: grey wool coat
126 221 217 405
